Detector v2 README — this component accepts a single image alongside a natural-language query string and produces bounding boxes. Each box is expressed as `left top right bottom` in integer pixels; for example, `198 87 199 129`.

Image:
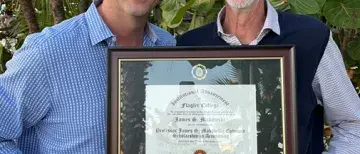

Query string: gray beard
226 0 257 9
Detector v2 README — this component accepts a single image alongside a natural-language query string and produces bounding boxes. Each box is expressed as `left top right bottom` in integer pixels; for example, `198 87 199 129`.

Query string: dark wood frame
107 45 297 154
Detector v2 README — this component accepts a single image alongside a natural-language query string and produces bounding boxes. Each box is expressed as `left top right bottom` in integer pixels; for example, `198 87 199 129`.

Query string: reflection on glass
119 59 283 154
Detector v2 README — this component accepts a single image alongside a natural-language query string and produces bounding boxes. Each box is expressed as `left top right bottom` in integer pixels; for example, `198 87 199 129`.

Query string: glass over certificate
107 46 297 154
146 84 257 154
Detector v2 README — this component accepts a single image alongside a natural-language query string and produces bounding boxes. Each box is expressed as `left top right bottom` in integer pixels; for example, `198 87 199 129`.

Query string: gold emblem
191 64 207 80
194 149 207 154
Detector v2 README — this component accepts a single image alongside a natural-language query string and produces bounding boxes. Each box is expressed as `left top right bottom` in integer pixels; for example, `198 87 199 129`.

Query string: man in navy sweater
176 0 360 153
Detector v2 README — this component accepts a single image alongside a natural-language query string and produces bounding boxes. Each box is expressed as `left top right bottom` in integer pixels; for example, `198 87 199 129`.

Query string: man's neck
97 2 147 46
223 0 266 44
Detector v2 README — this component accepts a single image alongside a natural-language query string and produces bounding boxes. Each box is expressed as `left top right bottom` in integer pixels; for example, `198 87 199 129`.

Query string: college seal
191 64 207 80
194 149 207 154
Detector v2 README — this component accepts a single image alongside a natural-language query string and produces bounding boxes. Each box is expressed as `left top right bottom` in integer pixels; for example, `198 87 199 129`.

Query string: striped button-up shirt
0 2 175 153
217 1 360 153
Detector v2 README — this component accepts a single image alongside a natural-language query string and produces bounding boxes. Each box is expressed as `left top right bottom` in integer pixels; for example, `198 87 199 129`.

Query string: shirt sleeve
312 31 360 154
0 36 51 153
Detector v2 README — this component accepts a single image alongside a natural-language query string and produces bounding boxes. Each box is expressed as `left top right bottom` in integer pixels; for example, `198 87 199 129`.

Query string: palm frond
64 0 80 18
34 0 53 29
212 62 238 85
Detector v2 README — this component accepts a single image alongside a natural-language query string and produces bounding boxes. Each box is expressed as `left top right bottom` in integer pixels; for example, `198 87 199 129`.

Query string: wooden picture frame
107 46 297 154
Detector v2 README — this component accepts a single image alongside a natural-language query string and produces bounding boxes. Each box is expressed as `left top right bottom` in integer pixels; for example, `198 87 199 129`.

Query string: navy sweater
177 11 330 154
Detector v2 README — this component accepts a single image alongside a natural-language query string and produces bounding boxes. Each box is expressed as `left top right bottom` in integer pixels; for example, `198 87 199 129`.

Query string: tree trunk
79 0 90 13
18 0 39 33
50 0 66 24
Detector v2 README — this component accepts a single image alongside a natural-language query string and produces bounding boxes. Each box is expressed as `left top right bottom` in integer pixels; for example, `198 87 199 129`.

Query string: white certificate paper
145 85 257 154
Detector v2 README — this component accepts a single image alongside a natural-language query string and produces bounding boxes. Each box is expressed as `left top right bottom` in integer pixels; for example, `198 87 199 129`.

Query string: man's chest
45 47 107 118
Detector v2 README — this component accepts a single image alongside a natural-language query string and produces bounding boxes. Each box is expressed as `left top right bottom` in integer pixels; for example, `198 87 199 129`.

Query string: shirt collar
85 3 114 46
85 2 158 46
216 0 280 36
146 23 159 43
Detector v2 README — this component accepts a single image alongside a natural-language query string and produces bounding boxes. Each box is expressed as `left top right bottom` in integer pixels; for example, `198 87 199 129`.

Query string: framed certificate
107 46 297 154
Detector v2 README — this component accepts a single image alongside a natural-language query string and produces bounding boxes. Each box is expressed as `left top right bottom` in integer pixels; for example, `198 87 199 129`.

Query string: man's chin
126 7 151 17
130 12 149 17
226 0 256 9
